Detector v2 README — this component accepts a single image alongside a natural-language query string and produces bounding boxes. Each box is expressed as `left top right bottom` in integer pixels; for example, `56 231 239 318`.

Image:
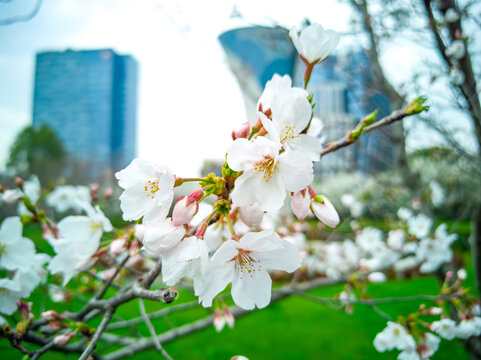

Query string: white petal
226 139 260 171
277 151 313 192
231 269 272 310
199 261 236 307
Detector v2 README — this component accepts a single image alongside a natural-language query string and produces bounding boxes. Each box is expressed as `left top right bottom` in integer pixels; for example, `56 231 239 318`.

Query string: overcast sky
0 0 460 177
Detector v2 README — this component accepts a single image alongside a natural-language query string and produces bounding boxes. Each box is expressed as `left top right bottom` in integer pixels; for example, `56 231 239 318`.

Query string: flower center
144 180 160 199
234 249 261 279
253 157 275 182
0 244 7 255
280 122 298 144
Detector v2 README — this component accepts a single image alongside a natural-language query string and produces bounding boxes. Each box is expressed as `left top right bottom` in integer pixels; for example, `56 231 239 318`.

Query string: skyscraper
32 49 138 179
219 26 399 175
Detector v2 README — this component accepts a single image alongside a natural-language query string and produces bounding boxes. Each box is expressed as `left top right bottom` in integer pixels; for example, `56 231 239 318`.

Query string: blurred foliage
7 124 67 185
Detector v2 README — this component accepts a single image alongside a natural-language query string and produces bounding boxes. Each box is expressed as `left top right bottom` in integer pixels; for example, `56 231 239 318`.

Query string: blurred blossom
445 40 465 59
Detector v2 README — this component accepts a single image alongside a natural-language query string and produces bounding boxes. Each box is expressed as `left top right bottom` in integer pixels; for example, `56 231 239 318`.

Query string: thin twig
96 254 130 300
138 299 173 360
79 308 114 360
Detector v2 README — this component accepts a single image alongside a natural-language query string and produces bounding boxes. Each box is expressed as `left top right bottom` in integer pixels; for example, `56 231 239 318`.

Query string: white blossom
398 207 413 221
388 229 406 251
239 204 264 227
420 333 440 359
431 319 457 340
407 214 432 239
48 203 112 285
445 40 466 59
0 278 23 315
368 272 387 283
141 218 186 256
429 181 445 207
444 8 459 22
450 67 465 86
115 158 175 224
199 230 302 309
456 318 481 339
258 75 321 161
1 189 22 204
373 322 416 353
161 236 209 295
227 136 313 211
289 23 340 64
0 216 36 271
46 185 91 213
356 227 384 252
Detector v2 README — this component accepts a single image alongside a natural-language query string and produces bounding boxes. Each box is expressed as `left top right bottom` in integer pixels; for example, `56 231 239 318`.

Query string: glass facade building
32 49 138 179
219 26 399 175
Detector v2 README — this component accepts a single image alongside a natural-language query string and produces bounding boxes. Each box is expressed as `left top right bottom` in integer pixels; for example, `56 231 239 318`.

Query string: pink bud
17 301 32 315
41 310 62 322
232 122 250 140
231 356 249 360
213 309 225 332
103 187 114 200
239 204 264 227
446 271 454 280
110 238 126 256
49 320 66 330
291 189 311 220
223 305 235 328
310 195 340 228
53 332 75 345
172 193 200 226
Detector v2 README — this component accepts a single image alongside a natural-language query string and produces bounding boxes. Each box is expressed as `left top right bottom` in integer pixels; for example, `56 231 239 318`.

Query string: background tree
342 0 481 356
7 124 67 185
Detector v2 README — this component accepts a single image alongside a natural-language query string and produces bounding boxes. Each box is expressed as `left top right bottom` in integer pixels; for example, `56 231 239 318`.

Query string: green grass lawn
1 275 473 359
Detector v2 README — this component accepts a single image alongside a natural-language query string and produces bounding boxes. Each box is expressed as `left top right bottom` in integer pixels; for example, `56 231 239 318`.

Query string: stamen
234 249 262 279
280 121 297 143
253 157 275 182
145 180 160 199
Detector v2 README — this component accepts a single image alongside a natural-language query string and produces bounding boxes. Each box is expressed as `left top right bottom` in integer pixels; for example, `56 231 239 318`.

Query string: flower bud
239 204 264 227
232 122 250 140
291 189 310 220
310 195 340 228
457 268 467 280
103 187 114 200
41 310 62 322
223 305 235 328
53 332 75 345
172 190 204 226
367 272 386 283
213 308 225 332
15 177 24 190
110 238 127 256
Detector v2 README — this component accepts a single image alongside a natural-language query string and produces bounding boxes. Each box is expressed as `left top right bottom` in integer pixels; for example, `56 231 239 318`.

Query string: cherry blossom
48 203 112 285
161 236 209 295
431 319 457 340
141 218 186 256
227 136 313 211
258 75 321 161
199 230 302 310
289 23 340 64
290 189 311 220
0 278 23 315
310 195 340 227
115 158 175 224
373 321 416 353
46 185 91 213
0 216 36 271
407 213 432 239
